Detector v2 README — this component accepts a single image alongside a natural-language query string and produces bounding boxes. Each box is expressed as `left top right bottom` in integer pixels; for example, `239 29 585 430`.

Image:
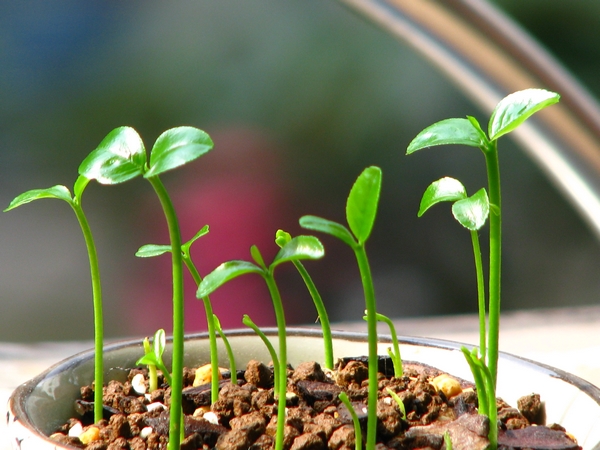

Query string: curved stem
147 176 184 450
71 202 104 424
243 314 279 392
354 245 378 450
470 230 487 358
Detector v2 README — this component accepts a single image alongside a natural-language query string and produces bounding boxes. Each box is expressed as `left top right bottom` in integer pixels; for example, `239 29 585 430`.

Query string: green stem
291 260 334 369
243 315 279 392
214 315 237 384
483 141 501 386
469 230 486 358
143 338 158 392
354 245 378 450
71 201 104 424
373 313 402 378
182 256 220 404
263 272 288 450
339 392 362 450
147 176 184 450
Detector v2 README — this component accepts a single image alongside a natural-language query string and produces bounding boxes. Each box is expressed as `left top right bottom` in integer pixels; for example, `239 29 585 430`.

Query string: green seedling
242 314 279 391
444 430 454 450
275 229 333 369
197 234 324 450
79 125 213 450
407 88 560 449
300 166 382 449
136 225 220 404
366 312 403 378
137 328 172 387
213 314 237 384
386 387 406 418
338 392 363 450
5 175 105 424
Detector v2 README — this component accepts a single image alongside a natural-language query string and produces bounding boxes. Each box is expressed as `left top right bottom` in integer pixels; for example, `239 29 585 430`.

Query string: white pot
7 328 600 449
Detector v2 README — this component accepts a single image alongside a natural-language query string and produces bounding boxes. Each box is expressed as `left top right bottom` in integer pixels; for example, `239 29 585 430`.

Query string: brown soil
48 356 581 450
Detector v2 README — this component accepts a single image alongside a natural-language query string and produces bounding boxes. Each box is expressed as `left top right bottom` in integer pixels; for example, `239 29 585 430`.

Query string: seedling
407 88 560 449
137 328 172 387
79 125 213 450
338 392 363 450
5 176 105 424
300 166 382 449
242 314 280 391
367 312 403 378
275 229 334 369
386 387 406 418
197 234 324 450
213 314 237 384
141 337 159 392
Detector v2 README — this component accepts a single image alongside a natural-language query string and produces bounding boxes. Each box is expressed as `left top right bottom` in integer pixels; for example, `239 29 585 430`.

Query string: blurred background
1 0 600 342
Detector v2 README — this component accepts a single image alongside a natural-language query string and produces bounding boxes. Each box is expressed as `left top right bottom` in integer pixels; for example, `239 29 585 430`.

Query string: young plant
338 392 363 450
136 225 221 404
407 88 560 449
275 229 334 369
300 166 382 449
213 314 237 385
137 328 172 388
79 125 213 450
242 314 280 391
5 175 105 424
366 312 403 378
197 235 325 450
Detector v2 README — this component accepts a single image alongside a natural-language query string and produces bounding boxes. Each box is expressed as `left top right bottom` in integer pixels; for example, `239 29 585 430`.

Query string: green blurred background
1 0 600 342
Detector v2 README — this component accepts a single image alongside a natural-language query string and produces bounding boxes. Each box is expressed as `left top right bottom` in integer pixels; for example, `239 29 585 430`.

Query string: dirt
48 356 581 450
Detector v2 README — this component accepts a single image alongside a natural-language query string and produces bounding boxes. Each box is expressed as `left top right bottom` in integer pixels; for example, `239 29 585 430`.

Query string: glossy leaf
74 175 90 202
145 127 213 178
5 185 73 211
418 177 467 217
197 260 263 298
78 126 146 184
275 229 292 248
452 188 490 231
300 215 356 248
136 244 172 258
182 225 209 255
407 118 484 154
153 328 166 359
272 235 324 268
346 166 381 244
250 245 266 269
488 89 560 141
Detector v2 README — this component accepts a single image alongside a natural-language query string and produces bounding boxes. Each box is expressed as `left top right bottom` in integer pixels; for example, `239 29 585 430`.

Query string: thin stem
339 392 362 450
146 176 184 450
354 245 378 450
243 315 280 392
263 272 288 450
291 260 334 369
214 315 237 384
143 338 158 392
470 230 487 358
71 202 104 424
483 141 502 386
373 313 402 378
182 256 220 404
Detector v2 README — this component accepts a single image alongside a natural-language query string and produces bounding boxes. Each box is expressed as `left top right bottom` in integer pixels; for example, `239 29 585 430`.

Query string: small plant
338 392 363 450
197 234 324 450
368 312 403 378
300 166 382 449
5 176 106 424
137 328 172 388
407 88 560 449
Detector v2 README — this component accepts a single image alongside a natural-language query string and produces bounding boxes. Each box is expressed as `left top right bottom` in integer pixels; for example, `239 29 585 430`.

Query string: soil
48 356 581 450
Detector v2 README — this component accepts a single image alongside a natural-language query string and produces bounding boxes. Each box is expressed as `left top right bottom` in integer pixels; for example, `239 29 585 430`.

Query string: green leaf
136 352 160 367
452 188 490 231
272 235 324 268
250 245 266 269
182 225 209 255
418 177 467 217
197 260 263 298
488 88 560 141
78 126 147 184
346 166 382 244
73 175 90 202
145 126 213 178
153 328 166 359
136 244 172 258
275 229 292 248
407 118 484 154
5 185 73 211
300 215 356 248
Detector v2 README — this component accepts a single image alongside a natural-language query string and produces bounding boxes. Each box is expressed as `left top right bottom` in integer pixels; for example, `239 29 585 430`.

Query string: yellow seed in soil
193 405 211 417
431 374 462 398
193 363 223 387
79 426 101 444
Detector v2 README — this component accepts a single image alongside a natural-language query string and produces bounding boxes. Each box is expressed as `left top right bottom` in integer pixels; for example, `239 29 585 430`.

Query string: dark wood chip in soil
49 357 581 450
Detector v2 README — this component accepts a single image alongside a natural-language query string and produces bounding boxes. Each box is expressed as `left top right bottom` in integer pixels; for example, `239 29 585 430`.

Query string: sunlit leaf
346 166 381 244
153 328 166 359
407 118 484 154
275 229 292 248
418 177 467 217
5 185 73 211
145 127 213 178
272 235 324 268
73 175 90 202
300 215 356 248
136 244 172 258
451 188 490 231
78 126 146 184
197 260 263 298
488 89 560 141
